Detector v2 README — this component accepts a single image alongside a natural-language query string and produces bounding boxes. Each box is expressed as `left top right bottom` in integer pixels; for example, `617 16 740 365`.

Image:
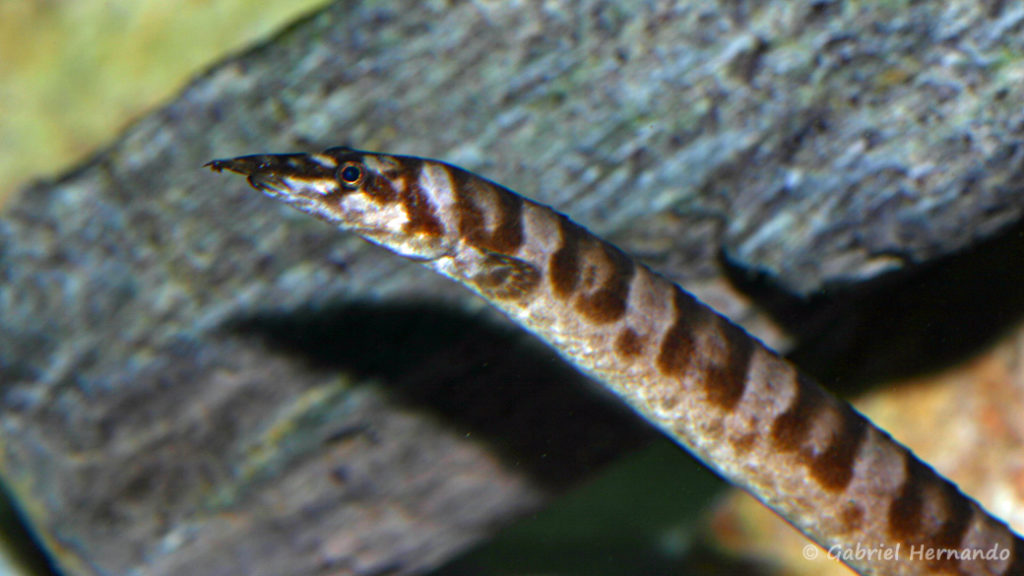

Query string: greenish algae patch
0 0 331 210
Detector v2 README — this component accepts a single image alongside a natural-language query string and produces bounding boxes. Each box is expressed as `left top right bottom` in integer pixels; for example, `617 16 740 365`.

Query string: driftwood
1 1 1023 574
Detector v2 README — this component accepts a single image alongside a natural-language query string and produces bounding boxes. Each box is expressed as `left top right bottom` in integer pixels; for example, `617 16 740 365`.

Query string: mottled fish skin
208 147 1024 576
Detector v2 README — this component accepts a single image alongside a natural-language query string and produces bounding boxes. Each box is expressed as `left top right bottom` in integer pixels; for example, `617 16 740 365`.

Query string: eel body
208 147 1023 575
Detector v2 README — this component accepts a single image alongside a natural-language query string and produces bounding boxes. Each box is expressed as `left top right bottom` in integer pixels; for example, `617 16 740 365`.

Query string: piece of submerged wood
1 1 1023 574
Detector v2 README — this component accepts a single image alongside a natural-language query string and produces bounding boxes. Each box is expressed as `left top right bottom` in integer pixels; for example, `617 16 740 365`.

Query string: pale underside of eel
207 146 1024 576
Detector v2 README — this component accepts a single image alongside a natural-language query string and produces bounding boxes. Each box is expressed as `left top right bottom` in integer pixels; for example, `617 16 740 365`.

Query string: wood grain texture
3 1 1024 574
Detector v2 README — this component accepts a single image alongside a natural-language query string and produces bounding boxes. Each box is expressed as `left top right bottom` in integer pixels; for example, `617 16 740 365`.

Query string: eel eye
338 163 364 187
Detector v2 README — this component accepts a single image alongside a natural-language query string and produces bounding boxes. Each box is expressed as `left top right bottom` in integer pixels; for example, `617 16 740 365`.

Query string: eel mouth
206 153 336 196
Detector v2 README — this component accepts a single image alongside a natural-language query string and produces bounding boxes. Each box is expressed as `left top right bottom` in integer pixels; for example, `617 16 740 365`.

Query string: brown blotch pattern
888 455 925 540
702 318 753 410
493 188 525 252
656 288 707 376
470 253 541 301
810 406 867 492
364 171 400 202
839 503 864 533
729 431 759 455
401 182 445 237
574 243 635 324
929 483 972 571
888 456 972 570
451 168 524 254
550 215 582 298
394 158 443 237
614 328 646 359
770 373 821 454
771 377 866 492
